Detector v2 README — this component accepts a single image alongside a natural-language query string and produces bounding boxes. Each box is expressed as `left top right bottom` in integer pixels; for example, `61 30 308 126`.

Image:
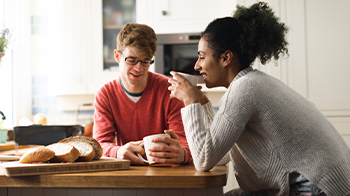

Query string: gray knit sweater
181 67 350 196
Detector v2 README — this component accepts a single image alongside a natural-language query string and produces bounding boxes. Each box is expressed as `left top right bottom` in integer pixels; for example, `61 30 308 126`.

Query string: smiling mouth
131 72 142 77
201 73 207 80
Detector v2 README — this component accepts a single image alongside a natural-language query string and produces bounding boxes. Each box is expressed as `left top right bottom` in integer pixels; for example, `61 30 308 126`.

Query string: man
93 23 192 165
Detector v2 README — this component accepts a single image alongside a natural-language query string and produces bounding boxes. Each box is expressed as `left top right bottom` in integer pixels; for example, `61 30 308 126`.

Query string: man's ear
114 49 120 63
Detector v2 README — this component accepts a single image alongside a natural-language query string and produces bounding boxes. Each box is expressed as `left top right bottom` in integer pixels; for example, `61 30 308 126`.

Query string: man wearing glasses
93 23 192 165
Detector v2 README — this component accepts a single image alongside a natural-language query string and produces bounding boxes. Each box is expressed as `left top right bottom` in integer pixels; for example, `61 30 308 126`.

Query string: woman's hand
168 71 201 106
148 130 185 164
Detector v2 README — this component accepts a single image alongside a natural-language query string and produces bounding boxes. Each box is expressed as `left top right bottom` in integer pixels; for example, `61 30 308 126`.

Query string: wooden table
0 162 227 196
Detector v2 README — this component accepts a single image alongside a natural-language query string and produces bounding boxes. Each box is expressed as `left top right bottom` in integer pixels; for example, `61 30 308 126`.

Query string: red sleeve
168 97 193 164
93 86 119 158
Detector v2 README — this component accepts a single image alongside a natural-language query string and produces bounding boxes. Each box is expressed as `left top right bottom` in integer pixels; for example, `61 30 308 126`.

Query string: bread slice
59 136 103 160
64 141 95 162
19 147 55 163
46 143 79 163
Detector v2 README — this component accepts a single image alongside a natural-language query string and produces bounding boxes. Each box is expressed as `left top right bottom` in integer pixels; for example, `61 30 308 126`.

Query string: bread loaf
59 136 103 160
64 141 95 162
19 147 55 163
46 143 79 163
18 136 101 164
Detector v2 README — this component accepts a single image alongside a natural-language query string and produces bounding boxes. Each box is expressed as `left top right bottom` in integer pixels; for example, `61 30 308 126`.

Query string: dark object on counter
7 129 14 141
14 125 84 146
0 111 5 120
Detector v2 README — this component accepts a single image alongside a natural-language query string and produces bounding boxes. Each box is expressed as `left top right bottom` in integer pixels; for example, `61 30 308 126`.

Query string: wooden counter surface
0 164 227 189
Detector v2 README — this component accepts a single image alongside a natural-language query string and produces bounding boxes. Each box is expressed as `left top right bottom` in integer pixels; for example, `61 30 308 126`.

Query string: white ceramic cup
137 133 171 164
175 72 199 86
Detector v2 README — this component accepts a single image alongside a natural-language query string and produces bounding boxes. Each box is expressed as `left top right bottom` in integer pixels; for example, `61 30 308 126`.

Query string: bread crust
19 147 55 163
59 136 103 160
46 143 80 163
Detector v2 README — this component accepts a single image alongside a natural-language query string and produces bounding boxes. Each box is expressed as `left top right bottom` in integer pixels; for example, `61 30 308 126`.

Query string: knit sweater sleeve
201 101 231 166
93 84 120 158
181 80 255 171
201 101 215 129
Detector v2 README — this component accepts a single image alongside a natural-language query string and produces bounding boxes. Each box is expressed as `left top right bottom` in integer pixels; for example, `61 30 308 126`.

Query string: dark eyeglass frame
118 50 154 67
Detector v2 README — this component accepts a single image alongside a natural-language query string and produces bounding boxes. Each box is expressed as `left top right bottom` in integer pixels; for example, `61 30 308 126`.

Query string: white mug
174 72 199 86
137 133 171 165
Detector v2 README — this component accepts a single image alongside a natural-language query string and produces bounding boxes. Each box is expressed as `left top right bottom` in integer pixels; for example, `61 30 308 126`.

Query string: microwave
154 33 204 83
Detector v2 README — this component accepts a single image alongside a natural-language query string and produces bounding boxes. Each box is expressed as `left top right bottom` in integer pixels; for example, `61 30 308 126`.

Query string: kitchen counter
0 162 227 196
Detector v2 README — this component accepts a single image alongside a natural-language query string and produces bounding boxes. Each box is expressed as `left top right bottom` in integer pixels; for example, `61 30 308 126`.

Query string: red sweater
93 72 192 164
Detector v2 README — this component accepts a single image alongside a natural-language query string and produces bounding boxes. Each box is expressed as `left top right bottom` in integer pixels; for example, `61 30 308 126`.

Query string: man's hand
116 141 147 165
148 130 185 164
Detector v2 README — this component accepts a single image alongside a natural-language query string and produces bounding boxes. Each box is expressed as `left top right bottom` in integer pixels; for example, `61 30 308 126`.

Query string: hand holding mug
137 133 171 165
117 141 147 165
168 71 201 106
148 130 185 164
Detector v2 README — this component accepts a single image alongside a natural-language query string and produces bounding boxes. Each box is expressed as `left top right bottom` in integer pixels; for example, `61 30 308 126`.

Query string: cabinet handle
162 10 167 16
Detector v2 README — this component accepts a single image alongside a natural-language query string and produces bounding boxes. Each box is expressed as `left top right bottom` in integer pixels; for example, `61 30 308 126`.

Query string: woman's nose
194 60 201 71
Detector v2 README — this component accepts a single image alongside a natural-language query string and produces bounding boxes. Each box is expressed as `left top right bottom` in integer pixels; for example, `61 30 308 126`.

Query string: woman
167 2 350 196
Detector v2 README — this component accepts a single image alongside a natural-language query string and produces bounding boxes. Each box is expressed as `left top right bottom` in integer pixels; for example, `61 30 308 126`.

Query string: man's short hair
116 22 157 58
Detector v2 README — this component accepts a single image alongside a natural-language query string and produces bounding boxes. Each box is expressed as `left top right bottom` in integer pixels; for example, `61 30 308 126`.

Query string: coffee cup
174 72 199 86
137 133 171 164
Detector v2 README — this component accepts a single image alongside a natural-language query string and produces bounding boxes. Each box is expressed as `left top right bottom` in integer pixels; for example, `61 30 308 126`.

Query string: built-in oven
154 33 204 83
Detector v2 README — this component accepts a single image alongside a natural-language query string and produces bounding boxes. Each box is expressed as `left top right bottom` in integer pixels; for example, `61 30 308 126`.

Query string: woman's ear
222 50 234 67
114 49 121 63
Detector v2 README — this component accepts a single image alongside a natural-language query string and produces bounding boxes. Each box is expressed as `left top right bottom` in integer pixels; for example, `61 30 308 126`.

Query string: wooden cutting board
0 157 130 177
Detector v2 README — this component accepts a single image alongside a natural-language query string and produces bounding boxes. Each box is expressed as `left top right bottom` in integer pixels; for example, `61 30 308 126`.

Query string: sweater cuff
109 145 119 158
182 146 192 164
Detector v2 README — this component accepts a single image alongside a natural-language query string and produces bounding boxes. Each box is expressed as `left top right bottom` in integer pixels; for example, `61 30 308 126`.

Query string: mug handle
137 143 149 163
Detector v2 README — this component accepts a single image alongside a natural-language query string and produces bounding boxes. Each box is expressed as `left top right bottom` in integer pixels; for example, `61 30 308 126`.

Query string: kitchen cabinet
102 0 136 71
136 0 237 34
48 0 136 96
89 0 137 94
47 0 92 96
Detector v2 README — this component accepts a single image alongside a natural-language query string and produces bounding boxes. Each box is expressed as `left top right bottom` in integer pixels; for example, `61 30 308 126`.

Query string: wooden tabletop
0 164 227 188
0 142 40 156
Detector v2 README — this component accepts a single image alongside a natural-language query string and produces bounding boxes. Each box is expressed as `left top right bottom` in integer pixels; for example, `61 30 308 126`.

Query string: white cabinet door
137 0 237 34
283 0 350 116
47 0 119 96
251 0 350 117
302 0 350 116
87 0 119 95
252 0 350 142
47 0 93 96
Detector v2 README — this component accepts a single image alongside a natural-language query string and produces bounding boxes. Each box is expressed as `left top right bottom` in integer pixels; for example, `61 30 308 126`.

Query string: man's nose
134 61 143 71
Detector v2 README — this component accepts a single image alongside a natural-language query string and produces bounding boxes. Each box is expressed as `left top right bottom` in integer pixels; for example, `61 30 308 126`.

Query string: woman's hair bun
233 2 289 65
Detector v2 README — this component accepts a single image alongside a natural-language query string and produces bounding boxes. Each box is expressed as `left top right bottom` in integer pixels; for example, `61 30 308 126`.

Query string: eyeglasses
118 51 154 67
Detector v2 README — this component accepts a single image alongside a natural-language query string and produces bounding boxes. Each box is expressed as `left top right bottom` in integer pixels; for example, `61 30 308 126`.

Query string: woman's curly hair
201 2 289 68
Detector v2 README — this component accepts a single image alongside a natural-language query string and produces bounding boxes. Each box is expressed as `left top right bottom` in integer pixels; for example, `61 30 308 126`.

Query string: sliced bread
46 143 79 163
59 136 103 160
64 141 95 162
19 147 55 163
